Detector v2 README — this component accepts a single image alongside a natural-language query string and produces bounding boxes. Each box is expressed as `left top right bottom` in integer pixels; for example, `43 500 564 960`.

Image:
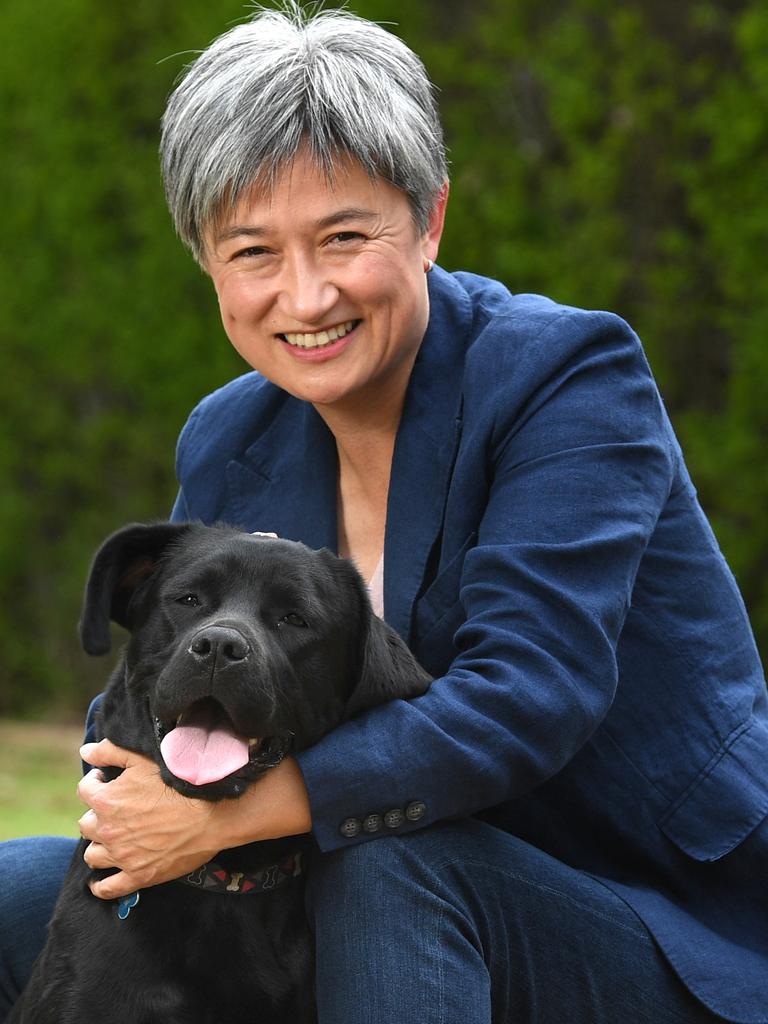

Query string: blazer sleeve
301 308 678 851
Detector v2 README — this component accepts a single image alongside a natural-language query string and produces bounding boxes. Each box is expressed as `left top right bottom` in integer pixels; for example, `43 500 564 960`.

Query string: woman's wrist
210 756 313 849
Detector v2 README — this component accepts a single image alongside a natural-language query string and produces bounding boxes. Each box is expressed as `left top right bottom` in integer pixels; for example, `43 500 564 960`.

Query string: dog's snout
189 626 250 664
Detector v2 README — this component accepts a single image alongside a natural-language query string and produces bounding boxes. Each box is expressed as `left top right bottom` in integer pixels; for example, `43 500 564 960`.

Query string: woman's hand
77 740 219 900
78 739 312 900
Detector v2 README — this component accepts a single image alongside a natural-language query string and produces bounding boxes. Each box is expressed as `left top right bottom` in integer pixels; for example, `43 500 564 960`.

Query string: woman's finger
77 807 99 839
76 768 106 808
83 841 113 870
80 738 132 770
89 870 141 901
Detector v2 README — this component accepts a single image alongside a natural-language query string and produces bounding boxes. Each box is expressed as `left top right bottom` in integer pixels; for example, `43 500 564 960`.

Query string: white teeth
283 320 357 349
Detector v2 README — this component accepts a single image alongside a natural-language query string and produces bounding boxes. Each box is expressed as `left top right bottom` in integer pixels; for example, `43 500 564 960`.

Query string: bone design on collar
176 852 304 895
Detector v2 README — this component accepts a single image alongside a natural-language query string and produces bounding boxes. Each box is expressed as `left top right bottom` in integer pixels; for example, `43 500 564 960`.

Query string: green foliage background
0 0 766 717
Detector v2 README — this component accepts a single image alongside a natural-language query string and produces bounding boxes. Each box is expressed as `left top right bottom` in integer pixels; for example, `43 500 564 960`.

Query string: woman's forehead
207 151 407 243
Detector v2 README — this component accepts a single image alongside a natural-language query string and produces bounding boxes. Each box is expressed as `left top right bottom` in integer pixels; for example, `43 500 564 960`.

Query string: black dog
11 522 430 1023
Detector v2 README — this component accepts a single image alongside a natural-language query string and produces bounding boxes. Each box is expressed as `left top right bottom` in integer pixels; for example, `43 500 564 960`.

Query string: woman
2 6 767 1022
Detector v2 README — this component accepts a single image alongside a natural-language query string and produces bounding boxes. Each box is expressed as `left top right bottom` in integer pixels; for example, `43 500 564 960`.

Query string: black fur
11 522 431 1023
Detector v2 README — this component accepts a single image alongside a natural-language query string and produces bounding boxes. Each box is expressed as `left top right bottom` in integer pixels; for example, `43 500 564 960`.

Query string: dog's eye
177 594 200 607
278 612 308 629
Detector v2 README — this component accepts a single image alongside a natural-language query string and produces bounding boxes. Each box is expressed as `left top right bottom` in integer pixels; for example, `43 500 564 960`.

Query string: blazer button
384 808 405 829
339 817 361 839
405 801 427 822
362 814 382 833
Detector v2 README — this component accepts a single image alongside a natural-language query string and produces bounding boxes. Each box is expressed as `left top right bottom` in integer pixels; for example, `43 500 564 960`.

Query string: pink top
367 554 384 619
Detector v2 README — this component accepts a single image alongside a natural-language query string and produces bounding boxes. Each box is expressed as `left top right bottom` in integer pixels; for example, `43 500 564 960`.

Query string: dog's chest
100 880 315 1022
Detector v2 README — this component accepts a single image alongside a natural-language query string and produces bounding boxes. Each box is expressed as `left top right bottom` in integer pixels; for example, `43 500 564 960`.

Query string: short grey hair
160 2 448 261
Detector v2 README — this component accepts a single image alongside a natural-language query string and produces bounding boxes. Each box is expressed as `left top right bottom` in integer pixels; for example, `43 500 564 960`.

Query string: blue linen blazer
169 267 768 1022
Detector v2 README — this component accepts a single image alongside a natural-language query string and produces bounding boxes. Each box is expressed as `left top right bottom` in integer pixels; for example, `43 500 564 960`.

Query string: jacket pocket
658 714 768 861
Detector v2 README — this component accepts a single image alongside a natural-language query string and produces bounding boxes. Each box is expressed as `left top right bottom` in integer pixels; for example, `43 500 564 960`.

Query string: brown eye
177 594 200 607
279 612 308 628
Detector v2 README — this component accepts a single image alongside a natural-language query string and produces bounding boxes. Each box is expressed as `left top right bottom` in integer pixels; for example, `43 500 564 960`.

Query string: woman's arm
297 307 677 850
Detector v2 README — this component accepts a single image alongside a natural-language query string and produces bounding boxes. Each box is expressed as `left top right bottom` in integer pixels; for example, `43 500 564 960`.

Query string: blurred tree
416 0 768 648
0 0 251 714
0 0 765 716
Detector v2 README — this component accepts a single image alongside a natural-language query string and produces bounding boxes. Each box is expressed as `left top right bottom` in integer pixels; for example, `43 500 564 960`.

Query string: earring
423 258 434 273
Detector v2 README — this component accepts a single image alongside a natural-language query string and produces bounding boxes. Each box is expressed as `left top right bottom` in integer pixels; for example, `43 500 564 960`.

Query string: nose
276 251 339 324
189 626 250 665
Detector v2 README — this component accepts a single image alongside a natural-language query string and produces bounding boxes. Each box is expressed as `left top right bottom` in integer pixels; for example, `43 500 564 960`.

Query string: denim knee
305 820 477 925
0 836 75 1019
306 822 497 1024
304 821 717 1024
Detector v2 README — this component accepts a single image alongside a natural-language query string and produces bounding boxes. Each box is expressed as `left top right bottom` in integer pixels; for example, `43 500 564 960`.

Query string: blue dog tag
117 891 140 920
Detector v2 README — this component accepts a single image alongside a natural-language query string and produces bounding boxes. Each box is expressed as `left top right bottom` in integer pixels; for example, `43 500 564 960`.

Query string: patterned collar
116 851 304 919
177 851 304 895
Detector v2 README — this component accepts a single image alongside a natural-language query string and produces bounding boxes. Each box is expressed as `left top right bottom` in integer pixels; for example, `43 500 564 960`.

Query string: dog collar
115 852 304 920
176 852 304 896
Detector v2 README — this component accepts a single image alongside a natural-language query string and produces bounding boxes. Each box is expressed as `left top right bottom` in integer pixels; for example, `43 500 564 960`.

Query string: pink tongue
161 723 250 786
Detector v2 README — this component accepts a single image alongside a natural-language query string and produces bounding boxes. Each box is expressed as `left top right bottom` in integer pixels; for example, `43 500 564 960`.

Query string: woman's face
203 151 447 417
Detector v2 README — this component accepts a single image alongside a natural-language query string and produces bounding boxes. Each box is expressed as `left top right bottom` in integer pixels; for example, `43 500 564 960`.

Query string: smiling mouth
153 697 290 787
279 319 360 350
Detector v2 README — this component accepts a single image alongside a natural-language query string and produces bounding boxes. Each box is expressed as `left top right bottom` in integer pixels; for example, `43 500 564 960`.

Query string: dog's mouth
153 697 290 788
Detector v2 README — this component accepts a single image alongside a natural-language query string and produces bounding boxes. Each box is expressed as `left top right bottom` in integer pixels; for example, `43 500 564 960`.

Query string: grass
0 720 84 840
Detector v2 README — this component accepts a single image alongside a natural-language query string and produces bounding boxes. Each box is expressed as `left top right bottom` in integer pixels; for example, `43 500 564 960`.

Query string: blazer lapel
224 398 339 552
384 268 472 643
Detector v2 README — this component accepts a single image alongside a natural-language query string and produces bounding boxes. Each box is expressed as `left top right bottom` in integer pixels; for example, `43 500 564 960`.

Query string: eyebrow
213 207 378 244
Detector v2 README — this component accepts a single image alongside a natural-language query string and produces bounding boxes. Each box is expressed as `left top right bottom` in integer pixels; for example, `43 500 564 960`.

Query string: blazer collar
224 267 473 642
383 267 472 641
225 399 339 552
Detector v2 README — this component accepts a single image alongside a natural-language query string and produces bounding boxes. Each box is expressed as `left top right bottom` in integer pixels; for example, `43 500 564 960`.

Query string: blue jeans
0 836 76 1017
1 821 721 1023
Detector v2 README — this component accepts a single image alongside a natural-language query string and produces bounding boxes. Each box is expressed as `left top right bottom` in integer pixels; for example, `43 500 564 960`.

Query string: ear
79 522 193 656
422 180 449 264
345 609 432 719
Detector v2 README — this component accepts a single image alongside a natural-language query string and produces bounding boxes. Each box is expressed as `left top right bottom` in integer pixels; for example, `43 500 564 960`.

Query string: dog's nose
189 626 250 664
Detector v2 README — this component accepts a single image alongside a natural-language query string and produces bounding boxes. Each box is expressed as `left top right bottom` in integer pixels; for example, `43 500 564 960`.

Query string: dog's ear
79 522 193 656
345 606 432 718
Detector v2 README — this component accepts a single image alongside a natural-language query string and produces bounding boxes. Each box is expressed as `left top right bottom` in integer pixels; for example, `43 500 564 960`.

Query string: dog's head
80 522 431 800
